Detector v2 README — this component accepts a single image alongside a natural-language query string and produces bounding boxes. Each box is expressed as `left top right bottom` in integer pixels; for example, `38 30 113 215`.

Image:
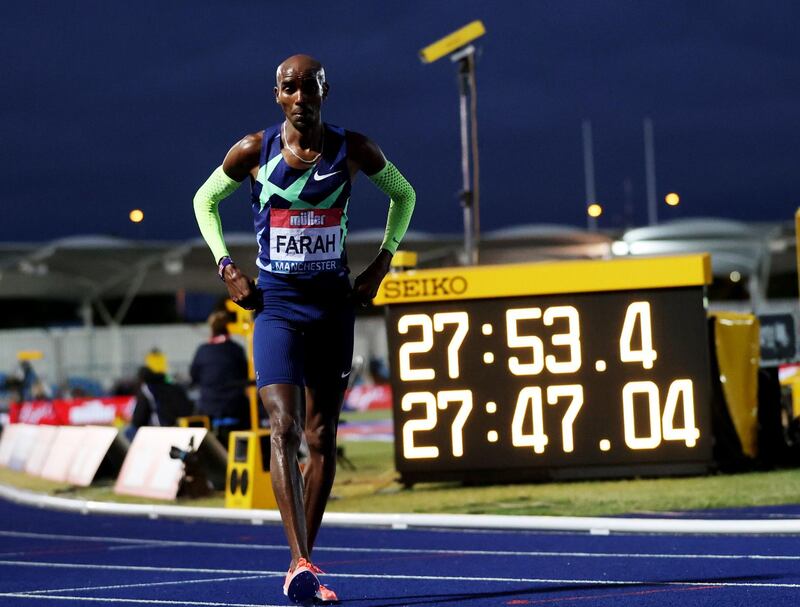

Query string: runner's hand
352 250 392 307
222 263 258 310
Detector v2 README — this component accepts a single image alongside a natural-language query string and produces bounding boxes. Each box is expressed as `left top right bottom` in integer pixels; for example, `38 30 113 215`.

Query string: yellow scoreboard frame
375 254 715 485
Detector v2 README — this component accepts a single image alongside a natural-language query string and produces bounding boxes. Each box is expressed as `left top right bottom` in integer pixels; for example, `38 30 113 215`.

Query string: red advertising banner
343 384 392 411
9 396 136 426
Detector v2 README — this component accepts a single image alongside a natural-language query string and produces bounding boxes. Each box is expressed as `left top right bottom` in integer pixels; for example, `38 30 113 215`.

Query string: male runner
193 55 415 604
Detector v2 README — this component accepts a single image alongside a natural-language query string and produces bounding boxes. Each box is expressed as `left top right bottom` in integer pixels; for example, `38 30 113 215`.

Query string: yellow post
225 300 259 431
796 208 800 301
224 429 277 509
390 250 418 271
791 379 800 420
710 311 761 458
177 415 210 430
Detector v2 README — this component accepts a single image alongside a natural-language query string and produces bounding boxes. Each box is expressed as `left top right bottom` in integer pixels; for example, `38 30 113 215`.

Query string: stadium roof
614 218 793 275
3 218 794 301
0 227 614 305
0 219 794 322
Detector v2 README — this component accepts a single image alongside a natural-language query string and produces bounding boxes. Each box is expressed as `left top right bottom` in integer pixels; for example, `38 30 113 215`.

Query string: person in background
190 311 251 446
125 366 193 441
144 347 169 376
6 361 51 402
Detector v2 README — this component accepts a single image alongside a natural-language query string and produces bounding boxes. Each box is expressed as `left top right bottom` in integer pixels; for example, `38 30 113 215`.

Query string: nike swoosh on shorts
313 170 340 181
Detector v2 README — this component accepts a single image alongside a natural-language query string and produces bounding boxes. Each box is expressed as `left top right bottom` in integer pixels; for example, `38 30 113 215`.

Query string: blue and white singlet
249 122 355 390
250 122 351 285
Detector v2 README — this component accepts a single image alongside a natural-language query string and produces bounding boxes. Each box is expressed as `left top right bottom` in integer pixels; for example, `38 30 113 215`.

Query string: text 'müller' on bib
268 208 343 274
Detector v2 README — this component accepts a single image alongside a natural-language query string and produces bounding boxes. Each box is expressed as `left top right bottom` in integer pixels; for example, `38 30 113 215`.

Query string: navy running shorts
252 271 355 391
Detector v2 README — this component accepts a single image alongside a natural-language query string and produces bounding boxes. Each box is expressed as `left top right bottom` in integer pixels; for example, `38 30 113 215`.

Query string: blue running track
0 496 798 606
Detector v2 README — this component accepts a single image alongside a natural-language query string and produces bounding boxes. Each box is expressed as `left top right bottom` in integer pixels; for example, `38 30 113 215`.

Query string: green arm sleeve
193 166 242 264
367 161 416 255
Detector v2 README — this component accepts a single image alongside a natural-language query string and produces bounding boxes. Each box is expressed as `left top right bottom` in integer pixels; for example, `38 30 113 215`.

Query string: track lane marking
1 529 798 561
108 543 171 552
0 595 278 606
504 585 719 604
0 560 273 575
23 574 269 595
0 560 798 589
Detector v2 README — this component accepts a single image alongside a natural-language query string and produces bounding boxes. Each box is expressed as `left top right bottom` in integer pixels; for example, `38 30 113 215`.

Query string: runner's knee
305 422 336 455
270 411 303 451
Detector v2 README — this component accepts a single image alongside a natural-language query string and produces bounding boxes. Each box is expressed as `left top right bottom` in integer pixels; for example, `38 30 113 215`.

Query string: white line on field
1 529 798 562
23 574 268 595
0 559 798 589
0 594 276 606
0 560 272 575
4 482 799 535
107 543 172 552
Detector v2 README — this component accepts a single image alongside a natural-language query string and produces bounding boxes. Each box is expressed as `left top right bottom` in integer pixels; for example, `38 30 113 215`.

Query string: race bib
269 208 343 274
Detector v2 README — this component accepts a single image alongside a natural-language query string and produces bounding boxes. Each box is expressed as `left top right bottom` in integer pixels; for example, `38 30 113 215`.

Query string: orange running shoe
306 562 340 604
282 558 320 604
314 583 339 604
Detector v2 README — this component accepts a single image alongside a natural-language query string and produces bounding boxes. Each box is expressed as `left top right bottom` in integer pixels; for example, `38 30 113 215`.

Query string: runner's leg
253 308 311 567
261 383 310 565
302 300 355 553
303 383 347 551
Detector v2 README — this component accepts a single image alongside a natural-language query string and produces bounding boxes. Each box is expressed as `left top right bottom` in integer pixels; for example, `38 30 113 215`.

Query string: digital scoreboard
374 254 714 484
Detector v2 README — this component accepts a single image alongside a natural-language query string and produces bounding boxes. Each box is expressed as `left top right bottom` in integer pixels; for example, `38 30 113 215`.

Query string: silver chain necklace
282 122 323 165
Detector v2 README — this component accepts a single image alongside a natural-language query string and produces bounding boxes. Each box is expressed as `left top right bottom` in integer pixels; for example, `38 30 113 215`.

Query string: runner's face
275 68 327 130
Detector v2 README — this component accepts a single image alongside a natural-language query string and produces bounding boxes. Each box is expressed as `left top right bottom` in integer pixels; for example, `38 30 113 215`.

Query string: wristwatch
218 256 233 280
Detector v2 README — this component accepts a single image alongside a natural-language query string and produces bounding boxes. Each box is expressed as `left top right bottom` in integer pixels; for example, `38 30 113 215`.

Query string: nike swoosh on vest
313 170 341 181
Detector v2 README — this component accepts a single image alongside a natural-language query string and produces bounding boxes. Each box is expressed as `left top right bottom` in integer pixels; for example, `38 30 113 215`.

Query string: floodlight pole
644 117 658 226
582 120 597 232
453 45 480 265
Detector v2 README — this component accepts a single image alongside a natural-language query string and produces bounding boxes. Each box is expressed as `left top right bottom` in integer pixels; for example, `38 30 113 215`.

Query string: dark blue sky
2 1 798 242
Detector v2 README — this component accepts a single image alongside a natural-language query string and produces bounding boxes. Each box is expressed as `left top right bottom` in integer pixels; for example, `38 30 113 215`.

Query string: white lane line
0 551 42 557
0 531 212 546
1 529 798 561
108 543 172 552
4 483 799 535
0 560 275 575
0 595 278 606
23 574 268 595
0 559 799 589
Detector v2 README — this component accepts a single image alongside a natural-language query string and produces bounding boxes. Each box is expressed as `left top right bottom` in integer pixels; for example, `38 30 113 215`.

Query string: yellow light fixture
419 21 486 64
587 203 603 218
129 209 144 223
665 192 680 206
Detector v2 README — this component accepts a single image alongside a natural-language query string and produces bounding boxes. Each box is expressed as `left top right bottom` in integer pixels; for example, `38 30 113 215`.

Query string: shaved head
274 54 329 131
276 54 326 86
